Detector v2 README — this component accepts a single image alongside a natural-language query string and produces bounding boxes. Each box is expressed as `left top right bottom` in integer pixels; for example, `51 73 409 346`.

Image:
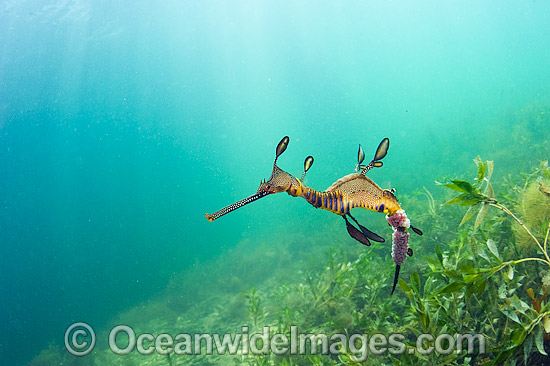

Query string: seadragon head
205 136 298 222
256 137 296 195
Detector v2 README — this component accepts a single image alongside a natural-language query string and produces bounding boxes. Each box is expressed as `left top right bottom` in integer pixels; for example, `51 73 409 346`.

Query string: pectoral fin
347 213 385 242
361 226 385 242
343 215 371 246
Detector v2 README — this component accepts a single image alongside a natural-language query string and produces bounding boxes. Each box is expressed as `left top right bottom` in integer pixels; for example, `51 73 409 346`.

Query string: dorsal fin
325 173 384 194
325 173 384 211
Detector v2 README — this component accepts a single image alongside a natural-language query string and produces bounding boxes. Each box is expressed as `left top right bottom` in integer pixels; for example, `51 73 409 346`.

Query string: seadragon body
205 136 422 293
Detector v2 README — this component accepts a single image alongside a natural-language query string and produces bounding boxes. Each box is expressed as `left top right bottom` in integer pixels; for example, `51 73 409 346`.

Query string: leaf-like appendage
357 144 365 165
304 156 314 172
487 239 501 261
509 294 529 314
483 181 495 199
474 202 489 230
543 315 550 334
451 179 476 193
460 202 481 226
373 138 389 161
438 281 466 294
275 136 289 158
410 271 421 296
459 195 485 206
443 193 469 206
505 264 514 281
536 326 548 356
501 306 521 325
474 156 486 185
486 160 494 181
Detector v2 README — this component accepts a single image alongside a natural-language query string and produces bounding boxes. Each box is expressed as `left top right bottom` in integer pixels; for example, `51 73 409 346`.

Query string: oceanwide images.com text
65 322 485 361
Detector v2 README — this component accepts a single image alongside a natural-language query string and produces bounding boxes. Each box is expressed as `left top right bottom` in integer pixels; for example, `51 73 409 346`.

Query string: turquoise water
1 1 549 365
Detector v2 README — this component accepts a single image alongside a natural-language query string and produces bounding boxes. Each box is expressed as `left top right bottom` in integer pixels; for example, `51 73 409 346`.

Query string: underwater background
1 1 550 365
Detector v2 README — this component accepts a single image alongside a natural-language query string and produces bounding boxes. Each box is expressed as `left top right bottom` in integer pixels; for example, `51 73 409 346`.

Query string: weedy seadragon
205 136 422 293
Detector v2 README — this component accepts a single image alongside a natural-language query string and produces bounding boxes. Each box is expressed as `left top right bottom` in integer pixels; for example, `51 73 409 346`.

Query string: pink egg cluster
386 210 410 265
386 209 410 228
